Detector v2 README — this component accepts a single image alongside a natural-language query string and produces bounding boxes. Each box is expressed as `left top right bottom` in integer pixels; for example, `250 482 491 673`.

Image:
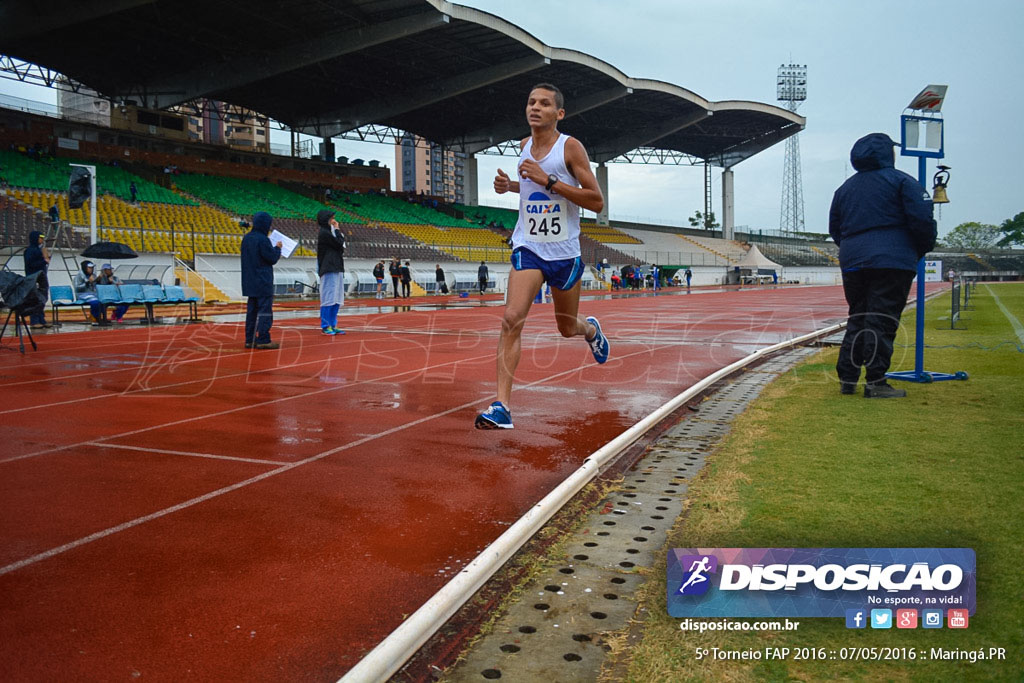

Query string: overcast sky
453 0 1024 237
2 0 1021 237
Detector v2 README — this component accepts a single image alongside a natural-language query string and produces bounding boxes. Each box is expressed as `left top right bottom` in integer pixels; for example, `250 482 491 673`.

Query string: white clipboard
268 229 297 258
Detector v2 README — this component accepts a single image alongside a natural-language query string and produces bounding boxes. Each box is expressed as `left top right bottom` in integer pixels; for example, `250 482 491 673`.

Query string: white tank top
511 133 582 261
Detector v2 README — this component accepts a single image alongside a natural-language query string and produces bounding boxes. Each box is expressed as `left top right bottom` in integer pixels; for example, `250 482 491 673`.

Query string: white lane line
94 442 287 466
0 344 673 577
0 332 475 416
0 323 394 383
985 284 1024 345
1 310 502 381
0 349 494 465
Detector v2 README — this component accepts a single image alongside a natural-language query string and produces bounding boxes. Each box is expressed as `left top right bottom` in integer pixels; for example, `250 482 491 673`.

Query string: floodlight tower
777 63 807 233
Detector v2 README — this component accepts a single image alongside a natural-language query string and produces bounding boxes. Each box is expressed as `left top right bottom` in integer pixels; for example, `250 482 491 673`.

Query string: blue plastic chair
165 285 199 302
164 285 200 321
49 285 75 305
135 284 168 324
49 285 77 325
95 284 122 304
142 284 167 302
119 283 154 303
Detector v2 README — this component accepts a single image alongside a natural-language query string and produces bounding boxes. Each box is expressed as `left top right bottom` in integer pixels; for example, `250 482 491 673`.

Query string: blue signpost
886 108 967 384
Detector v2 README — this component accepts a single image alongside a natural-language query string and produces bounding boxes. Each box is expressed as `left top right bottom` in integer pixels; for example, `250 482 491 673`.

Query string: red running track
0 285 933 680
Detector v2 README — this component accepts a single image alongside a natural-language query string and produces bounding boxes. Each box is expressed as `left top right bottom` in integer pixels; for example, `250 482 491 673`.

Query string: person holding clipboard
240 211 282 349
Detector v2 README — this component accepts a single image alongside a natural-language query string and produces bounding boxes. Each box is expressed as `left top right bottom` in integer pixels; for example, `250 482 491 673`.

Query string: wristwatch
545 174 558 191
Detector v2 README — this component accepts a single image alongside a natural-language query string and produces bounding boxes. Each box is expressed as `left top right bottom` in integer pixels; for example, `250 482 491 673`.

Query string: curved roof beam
715 121 804 168
424 1 800 161
455 85 633 155
148 11 449 110
301 54 549 138
590 109 712 164
0 0 804 166
712 100 804 124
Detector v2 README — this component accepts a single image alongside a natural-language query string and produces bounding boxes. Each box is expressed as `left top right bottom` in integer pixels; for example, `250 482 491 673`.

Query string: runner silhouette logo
677 554 718 596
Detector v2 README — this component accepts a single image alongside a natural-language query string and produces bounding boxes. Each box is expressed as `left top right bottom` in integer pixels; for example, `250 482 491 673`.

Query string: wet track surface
1 285 885 680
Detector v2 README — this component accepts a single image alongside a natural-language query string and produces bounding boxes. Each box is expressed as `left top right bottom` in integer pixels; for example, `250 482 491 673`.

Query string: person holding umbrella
95 263 129 323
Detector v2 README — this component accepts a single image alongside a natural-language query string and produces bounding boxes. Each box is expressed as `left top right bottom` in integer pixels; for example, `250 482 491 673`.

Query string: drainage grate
440 347 816 682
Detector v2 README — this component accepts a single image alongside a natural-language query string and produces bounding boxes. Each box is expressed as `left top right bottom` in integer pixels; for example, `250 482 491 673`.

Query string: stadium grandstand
0 0 832 302
5 129 1021 296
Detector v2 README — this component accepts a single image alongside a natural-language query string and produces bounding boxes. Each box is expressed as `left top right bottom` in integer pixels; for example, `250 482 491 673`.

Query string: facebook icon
845 608 867 629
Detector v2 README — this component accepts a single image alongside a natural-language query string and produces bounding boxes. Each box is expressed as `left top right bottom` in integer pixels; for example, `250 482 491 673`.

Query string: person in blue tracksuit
829 133 937 398
477 261 489 294
240 211 282 349
24 230 50 328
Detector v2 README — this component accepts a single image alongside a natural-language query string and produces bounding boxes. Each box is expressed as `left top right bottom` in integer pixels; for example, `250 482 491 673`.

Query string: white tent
733 244 782 271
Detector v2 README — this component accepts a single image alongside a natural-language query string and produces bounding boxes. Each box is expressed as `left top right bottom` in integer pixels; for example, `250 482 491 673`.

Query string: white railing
173 257 206 301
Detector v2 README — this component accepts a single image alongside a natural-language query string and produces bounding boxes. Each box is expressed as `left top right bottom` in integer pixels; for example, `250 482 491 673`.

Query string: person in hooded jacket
24 230 50 328
829 132 937 398
316 209 346 335
240 211 282 349
73 260 103 322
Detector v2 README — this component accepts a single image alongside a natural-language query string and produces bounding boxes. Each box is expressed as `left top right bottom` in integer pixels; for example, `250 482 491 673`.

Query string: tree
940 222 1000 251
688 210 719 230
997 212 1024 247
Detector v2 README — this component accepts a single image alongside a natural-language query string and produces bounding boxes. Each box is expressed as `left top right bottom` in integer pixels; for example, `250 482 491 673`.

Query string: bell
932 164 951 204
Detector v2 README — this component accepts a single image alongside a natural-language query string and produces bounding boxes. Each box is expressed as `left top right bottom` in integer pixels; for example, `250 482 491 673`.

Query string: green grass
613 282 1024 682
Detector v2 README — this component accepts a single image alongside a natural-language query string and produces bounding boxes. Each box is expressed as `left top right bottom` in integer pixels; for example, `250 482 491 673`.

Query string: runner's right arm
494 138 528 195
494 168 519 195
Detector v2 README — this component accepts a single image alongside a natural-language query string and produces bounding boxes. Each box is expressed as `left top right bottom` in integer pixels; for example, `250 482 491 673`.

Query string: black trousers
29 272 49 325
391 276 399 297
401 280 410 298
245 295 274 344
836 268 915 384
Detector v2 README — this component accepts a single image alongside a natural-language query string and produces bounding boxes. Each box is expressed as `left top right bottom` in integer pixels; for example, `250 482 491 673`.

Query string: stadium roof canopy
0 0 804 166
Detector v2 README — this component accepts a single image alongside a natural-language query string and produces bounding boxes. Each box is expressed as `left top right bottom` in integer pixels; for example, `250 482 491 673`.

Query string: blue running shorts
511 247 585 291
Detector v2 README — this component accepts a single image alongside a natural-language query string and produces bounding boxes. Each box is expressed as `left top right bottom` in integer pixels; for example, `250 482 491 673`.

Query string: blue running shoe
321 327 336 335
330 327 346 335
585 316 609 364
475 401 513 429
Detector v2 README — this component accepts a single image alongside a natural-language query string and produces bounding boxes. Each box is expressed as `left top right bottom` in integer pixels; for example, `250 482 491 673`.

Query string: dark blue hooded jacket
240 212 281 297
828 133 937 271
24 231 48 276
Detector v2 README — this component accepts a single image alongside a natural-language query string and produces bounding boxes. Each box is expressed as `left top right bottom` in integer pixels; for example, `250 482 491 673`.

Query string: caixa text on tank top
522 191 569 243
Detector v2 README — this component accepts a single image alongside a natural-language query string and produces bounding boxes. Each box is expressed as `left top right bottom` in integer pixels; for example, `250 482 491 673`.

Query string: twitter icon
870 609 892 629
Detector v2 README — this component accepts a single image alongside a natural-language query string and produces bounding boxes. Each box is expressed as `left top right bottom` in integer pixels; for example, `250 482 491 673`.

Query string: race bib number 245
523 193 569 243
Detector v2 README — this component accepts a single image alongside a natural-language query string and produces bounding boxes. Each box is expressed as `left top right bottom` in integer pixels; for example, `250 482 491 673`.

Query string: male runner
475 83 609 430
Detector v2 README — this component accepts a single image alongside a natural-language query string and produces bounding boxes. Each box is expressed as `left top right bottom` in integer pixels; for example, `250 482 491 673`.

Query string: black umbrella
80 241 139 259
